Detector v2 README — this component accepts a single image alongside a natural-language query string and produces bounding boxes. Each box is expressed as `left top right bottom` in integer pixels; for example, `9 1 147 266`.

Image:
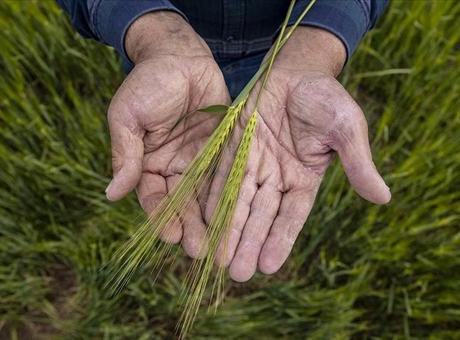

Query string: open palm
106 55 229 257
206 69 391 282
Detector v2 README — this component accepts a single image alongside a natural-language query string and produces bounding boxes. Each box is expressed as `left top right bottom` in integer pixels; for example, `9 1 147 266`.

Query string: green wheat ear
175 1 301 334
177 110 259 339
103 0 317 338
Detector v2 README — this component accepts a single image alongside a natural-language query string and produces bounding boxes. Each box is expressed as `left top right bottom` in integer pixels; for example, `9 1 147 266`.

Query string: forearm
125 11 211 64
56 0 187 71
291 0 389 61
276 26 347 78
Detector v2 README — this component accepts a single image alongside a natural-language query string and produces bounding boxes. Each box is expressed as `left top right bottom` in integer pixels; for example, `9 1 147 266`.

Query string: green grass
0 0 459 338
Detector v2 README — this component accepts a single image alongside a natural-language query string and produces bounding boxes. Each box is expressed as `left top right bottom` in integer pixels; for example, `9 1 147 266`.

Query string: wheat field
0 1 459 338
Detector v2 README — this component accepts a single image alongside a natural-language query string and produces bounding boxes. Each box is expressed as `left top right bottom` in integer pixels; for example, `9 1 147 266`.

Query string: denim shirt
57 0 388 72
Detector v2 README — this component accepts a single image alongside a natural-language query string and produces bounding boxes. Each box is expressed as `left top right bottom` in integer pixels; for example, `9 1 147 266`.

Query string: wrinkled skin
107 56 228 256
206 69 391 282
105 12 390 282
105 17 230 257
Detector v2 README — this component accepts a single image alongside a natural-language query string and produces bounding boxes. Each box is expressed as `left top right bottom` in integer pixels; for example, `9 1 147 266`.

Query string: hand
105 12 230 257
206 27 391 282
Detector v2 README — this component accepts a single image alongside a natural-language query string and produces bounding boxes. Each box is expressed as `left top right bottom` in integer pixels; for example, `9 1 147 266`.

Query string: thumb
331 111 391 204
106 114 144 202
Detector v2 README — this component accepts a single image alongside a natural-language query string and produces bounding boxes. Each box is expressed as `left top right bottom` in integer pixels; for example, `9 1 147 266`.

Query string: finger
137 172 182 244
162 175 184 243
214 173 258 267
331 111 391 204
258 187 317 275
181 197 208 259
106 113 144 201
204 149 238 222
229 184 282 282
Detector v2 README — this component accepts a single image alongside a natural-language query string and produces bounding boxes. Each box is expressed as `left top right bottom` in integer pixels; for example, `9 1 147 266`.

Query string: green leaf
198 104 229 114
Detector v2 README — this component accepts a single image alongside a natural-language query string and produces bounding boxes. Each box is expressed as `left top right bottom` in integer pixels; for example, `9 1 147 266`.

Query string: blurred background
0 1 459 338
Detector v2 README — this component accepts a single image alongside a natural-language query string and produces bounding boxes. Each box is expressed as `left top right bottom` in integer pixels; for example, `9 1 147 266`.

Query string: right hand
105 11 230 258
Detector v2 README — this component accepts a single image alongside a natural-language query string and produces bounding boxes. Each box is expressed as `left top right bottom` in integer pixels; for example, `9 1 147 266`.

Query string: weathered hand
105 12 229 257
206 27 391 282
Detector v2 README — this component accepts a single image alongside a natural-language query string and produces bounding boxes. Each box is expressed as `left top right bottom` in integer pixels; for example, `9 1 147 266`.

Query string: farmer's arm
55 0 186 71
293 0 389 61
280 0 390 74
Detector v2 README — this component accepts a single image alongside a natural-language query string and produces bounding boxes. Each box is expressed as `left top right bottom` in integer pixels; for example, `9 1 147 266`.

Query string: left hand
205 27 391 282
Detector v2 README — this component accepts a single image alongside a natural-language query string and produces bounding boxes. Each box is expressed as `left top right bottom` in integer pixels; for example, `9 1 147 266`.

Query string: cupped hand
206 27 391 282
105 12 230 257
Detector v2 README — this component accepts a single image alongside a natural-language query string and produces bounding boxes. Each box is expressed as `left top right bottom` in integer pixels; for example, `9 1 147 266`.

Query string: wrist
276 26 346 77
125 11 211 64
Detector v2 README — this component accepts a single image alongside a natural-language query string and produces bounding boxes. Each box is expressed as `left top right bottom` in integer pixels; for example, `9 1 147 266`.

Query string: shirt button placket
222 0 245 57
